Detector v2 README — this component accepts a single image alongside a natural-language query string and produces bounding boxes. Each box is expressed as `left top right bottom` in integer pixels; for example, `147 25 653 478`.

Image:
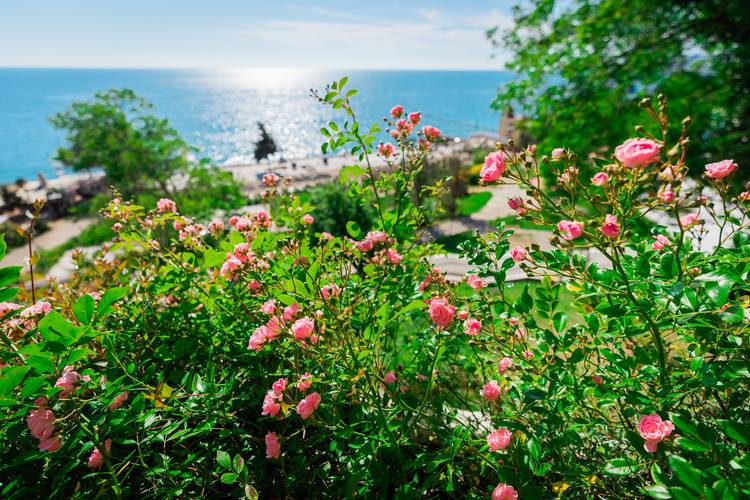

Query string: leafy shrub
1 84 749 499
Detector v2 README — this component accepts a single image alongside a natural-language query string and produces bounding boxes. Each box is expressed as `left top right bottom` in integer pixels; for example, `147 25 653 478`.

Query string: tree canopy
491 0 750 175
51 89 192 195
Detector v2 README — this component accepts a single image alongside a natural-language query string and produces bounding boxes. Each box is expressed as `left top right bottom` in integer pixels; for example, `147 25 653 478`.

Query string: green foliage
303 181 377 236
456 191 492 217
492 0 750 177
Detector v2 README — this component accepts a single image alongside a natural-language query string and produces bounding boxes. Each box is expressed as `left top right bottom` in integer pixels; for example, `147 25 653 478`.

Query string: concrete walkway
4 218 94 268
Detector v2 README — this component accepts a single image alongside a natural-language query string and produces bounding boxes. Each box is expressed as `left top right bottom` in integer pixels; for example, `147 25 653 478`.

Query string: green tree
51 89 192 195
490 0 750 176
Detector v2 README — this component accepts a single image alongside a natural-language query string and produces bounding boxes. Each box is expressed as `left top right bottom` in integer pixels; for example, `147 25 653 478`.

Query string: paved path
4 218 94 268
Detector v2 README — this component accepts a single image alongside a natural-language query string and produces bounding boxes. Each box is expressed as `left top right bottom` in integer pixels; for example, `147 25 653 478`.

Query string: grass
492 215 548 231
455 191 492 217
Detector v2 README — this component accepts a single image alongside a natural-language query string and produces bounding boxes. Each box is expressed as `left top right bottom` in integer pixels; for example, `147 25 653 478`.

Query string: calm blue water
0 68 510 183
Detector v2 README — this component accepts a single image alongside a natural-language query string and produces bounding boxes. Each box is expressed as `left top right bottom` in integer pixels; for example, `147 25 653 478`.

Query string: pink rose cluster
466 274 487 290
637 413 674 452
352 230 403 266
297 391 321 420
614 138 661 168
557 220 584 240
156 198 177 213
387 104 439 145
377 142 395 158
220 239 272 280
247 303 302 351
26 398 62 452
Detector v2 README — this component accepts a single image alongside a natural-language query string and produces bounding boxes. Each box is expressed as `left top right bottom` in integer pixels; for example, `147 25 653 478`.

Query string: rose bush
1 83 749 498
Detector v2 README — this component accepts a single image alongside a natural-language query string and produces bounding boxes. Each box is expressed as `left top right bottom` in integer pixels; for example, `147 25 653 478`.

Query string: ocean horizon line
0 66 509 73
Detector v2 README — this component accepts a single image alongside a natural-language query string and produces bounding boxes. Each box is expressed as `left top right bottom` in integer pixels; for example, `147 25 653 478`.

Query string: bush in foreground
1 84 749 498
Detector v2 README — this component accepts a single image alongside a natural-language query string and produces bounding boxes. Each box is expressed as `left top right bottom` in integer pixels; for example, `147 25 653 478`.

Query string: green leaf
38 311 77 344
96 287 129 319
395 299 425 318
0 266 21 287
643 485 671 499
670 414 699 439
668 455 703 493
220 472 237 485
72 295 95 325
203 249 226 268
0 287 18 302
552 311 568 332
346 221 362 239
216 450 231 469
0 365 31 395
603 457 640 475
0 235 6 261
675 437 710 453
339 164 366 183
716 420 750 445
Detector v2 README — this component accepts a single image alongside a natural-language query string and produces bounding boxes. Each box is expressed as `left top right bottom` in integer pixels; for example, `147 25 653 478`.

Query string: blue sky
0 0 515 69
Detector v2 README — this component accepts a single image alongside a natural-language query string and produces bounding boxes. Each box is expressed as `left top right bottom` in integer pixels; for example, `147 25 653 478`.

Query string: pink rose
457 309 469 320
422 125 441 141
492 483 518 500
497 357 513 375
291 317 314 340
297 372 313 391
27 407 56 440
283 303 299 321
260 299 276 315
54 365 81 397
408 111 421 124
87 439 112 469
705 159 737 179
272 378 287 395
302 214 314 225
507 196 526 215
510 246 526 263
389 105 403 119
487 428 512 452
557 220 584 240
680 212 700 228
551 148 565 160
466 274 487 290
378 142 395 158
480 152 505 183
321 283 340 300
383 370 397 384
480 380 502 401
591 172 610 186
297 392 321 420
652 234 669 251
387 248 403 264
261 391 281 417
156 198 177 213
658 185 674 203
265 432 281 459
109 391 129 411
427 297 456 328
599 214 620 239
637 413 674 452
591 375 603 385
463 318 482 336
614 138 661 168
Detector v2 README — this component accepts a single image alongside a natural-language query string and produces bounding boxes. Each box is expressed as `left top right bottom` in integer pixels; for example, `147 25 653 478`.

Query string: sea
0 68 512 183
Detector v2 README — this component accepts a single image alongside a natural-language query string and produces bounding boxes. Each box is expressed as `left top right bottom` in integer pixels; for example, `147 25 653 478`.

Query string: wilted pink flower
591 172 610 186
487 428 512 452
510 246 526 263
705 159 737 179
383 370 397 384
248 279 261 291
497 357 513 375
680 212 700 228
466 274 486 290
480 152 505 183
457 309 469 320
38 436 62 452
297 372 313 391
599 214 620 239
463 318 482 336
507 196 526 215
302 214 314 225
20 301 51 318
157 198 177 213
55 365 81 397
390 105 403 119
557 220 584 240
652 234 669 251
427 297 456 328
27 407 55 440
637 414 674 452
508 317 519 326
480 380 502 401
321 231 334 240
551 148 565 160
614 138 661 168
260 299 276 315
422 125 440 141
386 248 403 264
111 222 122 233
87 439 112 469
291 317 314 340
492 483 519 500
109 391 129 411
658 185 674 203
321 283 340 300
248 327 268 351
261 391 281 417
378 142 395 158
283 303 299 321
297 392 321 420
272 378 287 395
265 432 281 459
262 172 280 187
0 302 22 318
